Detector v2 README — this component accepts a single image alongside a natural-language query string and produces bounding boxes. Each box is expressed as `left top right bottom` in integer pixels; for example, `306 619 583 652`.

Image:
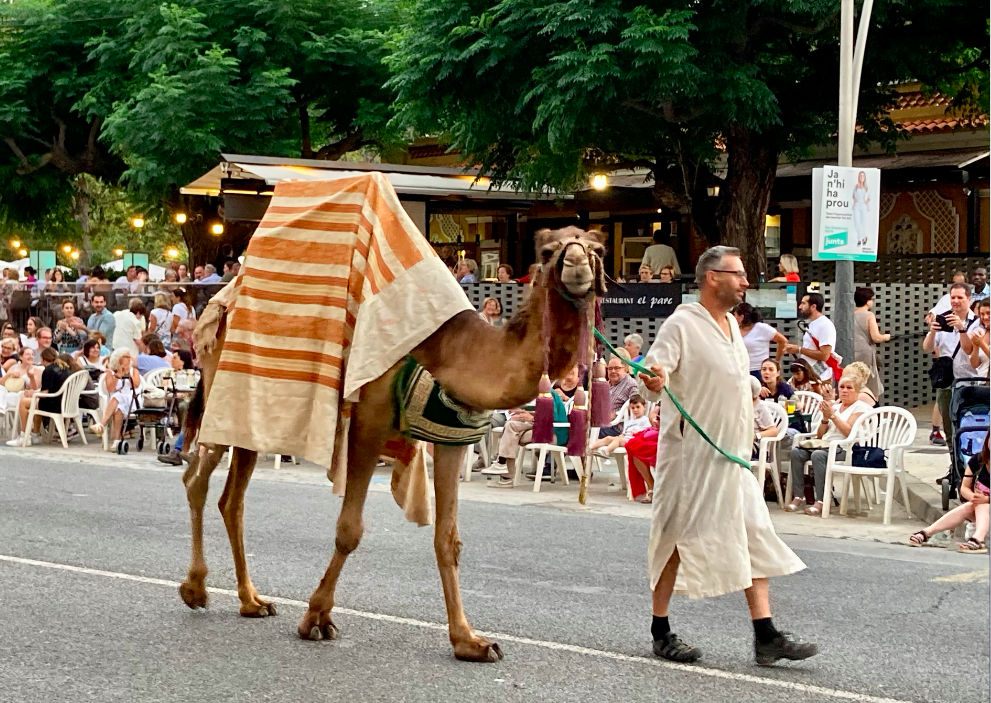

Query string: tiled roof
894 91 953 110
898 117 988 134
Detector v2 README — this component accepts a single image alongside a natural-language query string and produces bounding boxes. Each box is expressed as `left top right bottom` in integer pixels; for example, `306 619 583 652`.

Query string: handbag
851 444 886 468
142 386 167 408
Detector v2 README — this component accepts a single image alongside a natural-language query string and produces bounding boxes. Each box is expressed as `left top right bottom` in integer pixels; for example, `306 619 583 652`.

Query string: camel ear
535 228 567 263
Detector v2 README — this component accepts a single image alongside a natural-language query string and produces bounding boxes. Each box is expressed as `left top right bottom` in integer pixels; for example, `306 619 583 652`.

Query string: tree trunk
299 104 312 159
716 126 778 281
71 175 94 269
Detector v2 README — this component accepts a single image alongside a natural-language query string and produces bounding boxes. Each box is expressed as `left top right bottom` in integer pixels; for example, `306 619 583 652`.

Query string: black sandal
652 632 701 663
958 537 989 554
908 531 928 547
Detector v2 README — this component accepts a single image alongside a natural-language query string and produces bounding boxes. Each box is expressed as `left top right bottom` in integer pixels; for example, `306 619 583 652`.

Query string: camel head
534 226 607 301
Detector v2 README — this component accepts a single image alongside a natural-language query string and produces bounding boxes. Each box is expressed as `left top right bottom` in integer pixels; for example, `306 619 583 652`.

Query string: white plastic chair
513 423 577 492
792 390 823 418
822 407 917 525
752 401 788 508
587 426 632 498
143 366 171 388
18 370 91 449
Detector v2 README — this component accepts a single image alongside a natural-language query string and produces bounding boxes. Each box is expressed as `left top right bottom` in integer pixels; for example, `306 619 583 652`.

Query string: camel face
535 226 607 299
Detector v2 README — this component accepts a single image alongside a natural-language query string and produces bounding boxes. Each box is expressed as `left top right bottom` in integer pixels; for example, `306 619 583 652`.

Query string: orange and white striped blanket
197 174 471 524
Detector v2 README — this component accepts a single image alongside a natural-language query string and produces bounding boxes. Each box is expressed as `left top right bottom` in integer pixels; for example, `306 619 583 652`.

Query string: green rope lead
593 328 751 471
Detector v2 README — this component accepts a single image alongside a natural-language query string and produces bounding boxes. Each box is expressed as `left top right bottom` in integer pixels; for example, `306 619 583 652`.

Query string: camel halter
593 328 750 471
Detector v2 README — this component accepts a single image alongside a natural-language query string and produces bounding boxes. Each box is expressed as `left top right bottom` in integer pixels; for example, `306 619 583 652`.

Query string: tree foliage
391 0 989 273
0 0 397 260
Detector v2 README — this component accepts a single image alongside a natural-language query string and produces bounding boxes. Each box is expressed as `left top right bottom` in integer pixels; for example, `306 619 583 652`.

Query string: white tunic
640 303 805 599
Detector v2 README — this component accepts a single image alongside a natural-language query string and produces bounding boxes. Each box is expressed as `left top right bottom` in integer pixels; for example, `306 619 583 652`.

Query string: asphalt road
0 452 987 703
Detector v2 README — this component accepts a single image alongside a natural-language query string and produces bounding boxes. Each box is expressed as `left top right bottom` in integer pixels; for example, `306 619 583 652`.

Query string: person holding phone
923 282 979 473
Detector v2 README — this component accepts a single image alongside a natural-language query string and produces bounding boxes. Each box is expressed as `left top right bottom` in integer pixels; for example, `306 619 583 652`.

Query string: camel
178 226 606 662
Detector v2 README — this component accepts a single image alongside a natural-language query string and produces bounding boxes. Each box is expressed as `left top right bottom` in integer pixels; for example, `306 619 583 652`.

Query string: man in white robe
638 246 816 667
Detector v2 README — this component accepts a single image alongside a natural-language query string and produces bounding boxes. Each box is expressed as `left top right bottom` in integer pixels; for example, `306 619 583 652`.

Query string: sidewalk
7 412 966 549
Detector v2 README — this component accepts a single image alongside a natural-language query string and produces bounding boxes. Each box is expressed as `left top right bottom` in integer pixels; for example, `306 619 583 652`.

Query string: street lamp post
833 0 874 367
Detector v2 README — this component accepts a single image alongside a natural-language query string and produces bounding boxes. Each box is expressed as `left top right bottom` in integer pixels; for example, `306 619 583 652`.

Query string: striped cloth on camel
197 173 471 524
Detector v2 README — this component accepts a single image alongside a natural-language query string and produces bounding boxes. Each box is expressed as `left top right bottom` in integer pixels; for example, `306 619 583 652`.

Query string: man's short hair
950 282 972 297
804 292 825 313
695 245 741 285
37 326 52 338
652 229 666 244
91 292 106 303
129 298 146 315
952 270 967 282
204 264 217 274
624 333 643 349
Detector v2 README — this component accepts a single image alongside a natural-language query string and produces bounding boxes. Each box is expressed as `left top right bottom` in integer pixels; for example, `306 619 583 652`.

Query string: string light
166 247 179 258
591 174 608 190
132 217 145 228
114 248 124 257
62 244 72 253
18 248 27 257
175 213 187 224
10 239 20 249
211 223 224 235
70 251 80 260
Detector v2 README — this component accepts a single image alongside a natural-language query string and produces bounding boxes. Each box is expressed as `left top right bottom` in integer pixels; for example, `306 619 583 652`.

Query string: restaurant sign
601 282 682 318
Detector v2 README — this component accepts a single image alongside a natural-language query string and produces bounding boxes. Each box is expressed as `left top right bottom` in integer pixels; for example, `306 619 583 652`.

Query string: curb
895 472 945 526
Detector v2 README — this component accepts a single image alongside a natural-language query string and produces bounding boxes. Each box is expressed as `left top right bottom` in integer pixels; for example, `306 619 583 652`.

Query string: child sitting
592 394 650 455
910 434 989 553
751 376 778 460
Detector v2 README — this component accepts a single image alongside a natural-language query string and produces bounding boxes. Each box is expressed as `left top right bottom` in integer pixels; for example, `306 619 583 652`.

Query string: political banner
601 282 681 318
812 166 881 261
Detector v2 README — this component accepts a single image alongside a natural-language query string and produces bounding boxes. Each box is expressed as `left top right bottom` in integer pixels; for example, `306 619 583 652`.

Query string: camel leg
433 443 503 662
178 444 228 609
218 447 276 617
298 374 396 641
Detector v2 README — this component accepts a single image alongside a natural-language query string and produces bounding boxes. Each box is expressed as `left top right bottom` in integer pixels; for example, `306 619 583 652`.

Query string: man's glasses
711 269 748 279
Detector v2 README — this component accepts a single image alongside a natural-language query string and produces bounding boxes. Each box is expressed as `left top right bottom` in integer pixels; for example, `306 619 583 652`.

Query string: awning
775 149 989 179
181 155 566 200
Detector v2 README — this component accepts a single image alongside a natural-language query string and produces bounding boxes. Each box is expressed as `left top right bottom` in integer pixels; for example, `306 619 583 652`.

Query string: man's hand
946 312 965 331
784 343 801 355
639 365 666 393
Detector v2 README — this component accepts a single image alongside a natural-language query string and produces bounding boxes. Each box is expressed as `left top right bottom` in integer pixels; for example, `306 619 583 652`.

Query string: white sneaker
6 435 28 447
480 462 509 476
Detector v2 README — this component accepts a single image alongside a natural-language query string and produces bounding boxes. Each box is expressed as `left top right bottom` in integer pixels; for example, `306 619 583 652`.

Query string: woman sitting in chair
5 348 72 447
92 347 142 452
786 375 871 516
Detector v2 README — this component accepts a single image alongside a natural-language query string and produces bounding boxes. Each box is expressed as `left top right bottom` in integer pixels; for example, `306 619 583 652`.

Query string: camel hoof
454 639 503 663
178 581 208 609
299 621 338 641
240 601 277 618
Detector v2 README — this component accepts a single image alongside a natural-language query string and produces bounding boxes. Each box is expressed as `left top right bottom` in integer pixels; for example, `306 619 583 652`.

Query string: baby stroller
944 378 990 510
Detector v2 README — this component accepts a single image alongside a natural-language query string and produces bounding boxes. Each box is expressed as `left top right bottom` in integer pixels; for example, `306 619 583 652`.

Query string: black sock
752 617 779 645
497 457 507 464
651 615 670 641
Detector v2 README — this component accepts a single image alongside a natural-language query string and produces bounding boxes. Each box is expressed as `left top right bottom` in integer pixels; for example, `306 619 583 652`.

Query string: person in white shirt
590 394 650 455
787 375 871 515
734 302 787 377
113 265 137 292
640 230 681 277
785 293 837 382
112 298 147 355
924 282 981 461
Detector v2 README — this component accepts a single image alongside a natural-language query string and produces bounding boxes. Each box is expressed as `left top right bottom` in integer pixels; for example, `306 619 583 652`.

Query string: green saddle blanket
393 356 492 446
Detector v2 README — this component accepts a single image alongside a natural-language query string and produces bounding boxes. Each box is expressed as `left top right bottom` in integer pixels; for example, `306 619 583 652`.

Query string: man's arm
922 316 941 353
637 318 682 401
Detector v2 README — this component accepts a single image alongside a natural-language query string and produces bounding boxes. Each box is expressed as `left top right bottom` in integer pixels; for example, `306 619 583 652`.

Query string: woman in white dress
852 171 870 246
149 292 175 348
93 347 142 451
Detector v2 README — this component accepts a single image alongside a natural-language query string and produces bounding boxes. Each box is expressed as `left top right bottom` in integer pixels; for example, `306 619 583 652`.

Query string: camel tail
184 379 206 442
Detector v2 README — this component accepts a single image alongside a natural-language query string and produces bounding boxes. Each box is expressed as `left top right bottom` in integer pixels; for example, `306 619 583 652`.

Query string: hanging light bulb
174 213 187 224
70 251 80 260
10 239 20 249
62 244 72 253
211 223 224 235
114 248 124 257
132 216 145 228
591 174 608 190
18 248 27 257
166 247 179 258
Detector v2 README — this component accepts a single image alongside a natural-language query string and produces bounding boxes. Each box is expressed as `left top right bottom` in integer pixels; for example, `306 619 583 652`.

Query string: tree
0 0 398 266
391 0 989 276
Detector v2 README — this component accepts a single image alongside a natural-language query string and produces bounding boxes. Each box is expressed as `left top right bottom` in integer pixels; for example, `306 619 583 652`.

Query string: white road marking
0 553 911 703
